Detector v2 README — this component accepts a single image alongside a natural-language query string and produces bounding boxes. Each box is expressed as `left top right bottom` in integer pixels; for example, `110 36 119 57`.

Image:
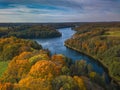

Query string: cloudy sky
0 0 120 22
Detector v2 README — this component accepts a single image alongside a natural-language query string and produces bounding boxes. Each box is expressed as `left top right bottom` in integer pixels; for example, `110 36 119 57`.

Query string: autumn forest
0 22 120 90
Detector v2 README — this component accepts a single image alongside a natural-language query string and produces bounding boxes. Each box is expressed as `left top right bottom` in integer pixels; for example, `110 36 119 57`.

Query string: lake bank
64 37 120 87
35 27 112 84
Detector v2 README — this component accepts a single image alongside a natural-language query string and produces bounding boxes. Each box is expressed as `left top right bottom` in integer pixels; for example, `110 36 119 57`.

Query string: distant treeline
0 22 119 28
0 25 62 39
0 23 76 28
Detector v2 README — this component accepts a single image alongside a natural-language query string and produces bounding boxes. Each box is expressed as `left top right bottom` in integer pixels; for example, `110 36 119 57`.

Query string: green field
0 61 9 77
104 31 120 37
0 27 8 30
107 31 120 36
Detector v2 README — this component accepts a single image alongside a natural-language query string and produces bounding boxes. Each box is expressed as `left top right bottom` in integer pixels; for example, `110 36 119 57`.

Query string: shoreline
64 43 120 86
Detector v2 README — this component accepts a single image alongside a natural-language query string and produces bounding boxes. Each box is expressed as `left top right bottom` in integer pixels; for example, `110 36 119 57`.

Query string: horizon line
0 21 120 24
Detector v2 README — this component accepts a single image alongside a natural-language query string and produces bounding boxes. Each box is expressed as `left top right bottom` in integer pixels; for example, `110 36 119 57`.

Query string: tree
29 60 61 80
74 76 86 90
0 83 13 90
0 37 42 61
51 54 66 67
1 59 31 83
61 66 70 75
18 76 52 90
52 75 79 90
29 54 50 65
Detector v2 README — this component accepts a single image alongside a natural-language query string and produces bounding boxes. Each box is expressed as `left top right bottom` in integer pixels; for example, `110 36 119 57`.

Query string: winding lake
34 27 110 83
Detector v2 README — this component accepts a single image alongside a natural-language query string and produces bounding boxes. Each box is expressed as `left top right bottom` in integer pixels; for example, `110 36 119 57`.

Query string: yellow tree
0 83 13 90
18 76 52 90
74 76 86 90
2 59 31 83
29 60 61 80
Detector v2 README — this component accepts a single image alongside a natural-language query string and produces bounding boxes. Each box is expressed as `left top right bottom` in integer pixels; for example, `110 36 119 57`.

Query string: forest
0 23 120 90
0 25 61 39
65 22 120 86
0 37 119 90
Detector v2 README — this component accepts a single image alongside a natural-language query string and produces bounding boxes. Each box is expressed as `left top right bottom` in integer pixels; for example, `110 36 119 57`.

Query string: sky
0 0 120 22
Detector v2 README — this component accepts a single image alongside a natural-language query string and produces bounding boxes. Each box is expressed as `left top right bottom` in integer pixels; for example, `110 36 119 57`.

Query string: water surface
34 28 110 83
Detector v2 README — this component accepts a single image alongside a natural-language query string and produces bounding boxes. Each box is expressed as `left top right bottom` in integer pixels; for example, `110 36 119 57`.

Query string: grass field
104 31 120 37
0 61 9 77
0 27 8 30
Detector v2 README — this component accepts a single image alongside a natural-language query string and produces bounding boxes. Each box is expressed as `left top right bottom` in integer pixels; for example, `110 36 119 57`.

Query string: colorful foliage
0 83 13 90
29 54 50 65
18 76 52 90
74 76 86 90
1 59 31 83
0 37 42 61
65 22 120 84
52 75 79 90
29 60 61 80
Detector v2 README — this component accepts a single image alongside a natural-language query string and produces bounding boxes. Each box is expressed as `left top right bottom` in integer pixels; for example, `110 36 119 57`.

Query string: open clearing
104 30 120 37
0 61 9 77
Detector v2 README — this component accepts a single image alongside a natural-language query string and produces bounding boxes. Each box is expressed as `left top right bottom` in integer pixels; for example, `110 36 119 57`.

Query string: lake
34 27 110 83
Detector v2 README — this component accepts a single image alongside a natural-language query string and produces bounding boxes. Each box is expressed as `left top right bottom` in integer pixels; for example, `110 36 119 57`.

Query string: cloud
0 0 120 13
0 4 73 22
0 0 120 22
